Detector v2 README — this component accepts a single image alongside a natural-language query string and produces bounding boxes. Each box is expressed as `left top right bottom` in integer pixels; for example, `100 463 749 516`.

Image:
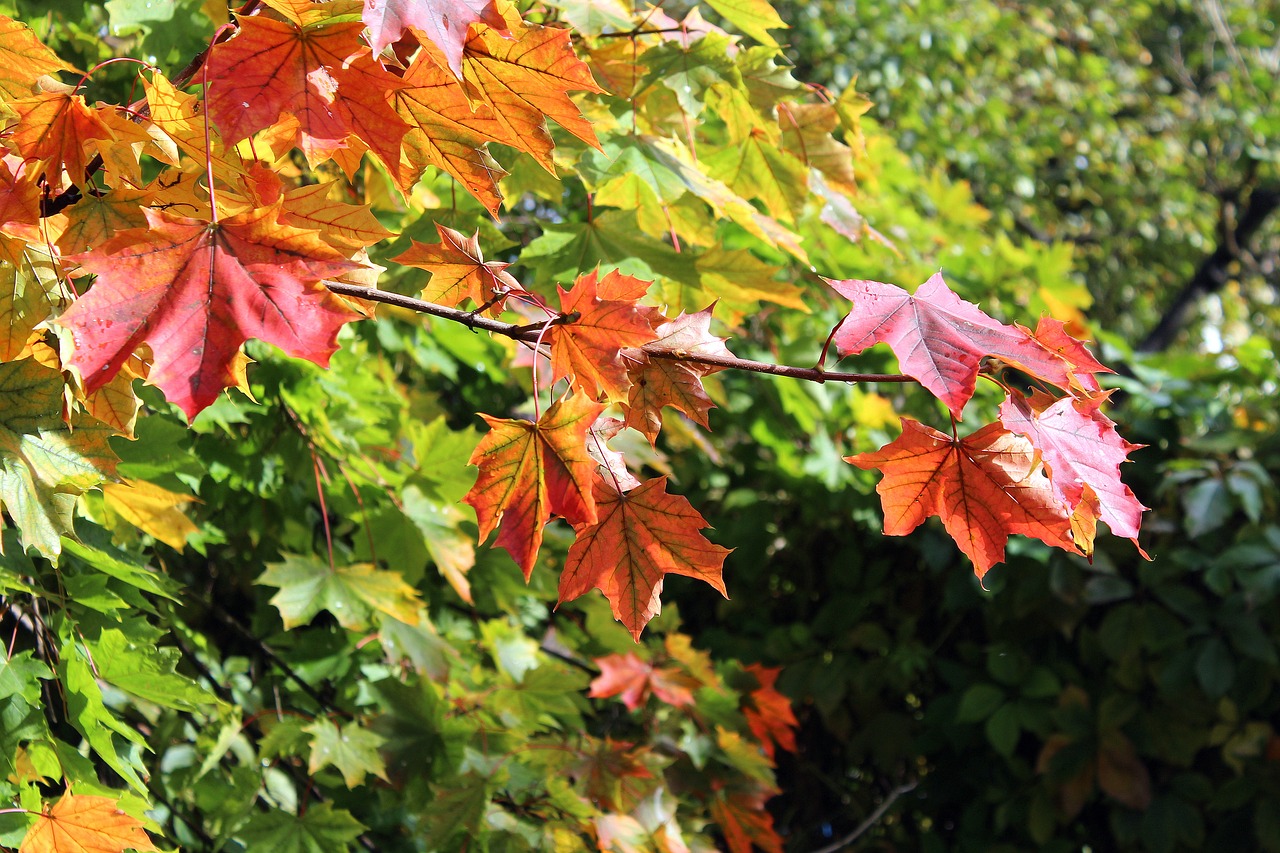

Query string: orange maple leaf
0 15 78 99
394 223 523 313
848 418 1078 577
550 270 659 403
58 205 361 418
204 16 408 168
391 51 508 211
7 88 113 183
19 792 159 853
464 393 604 577
462 22 603 172
559 476 730 640
742 664 798 760
710 789 783 853
589 651 700 710
623 307 731 444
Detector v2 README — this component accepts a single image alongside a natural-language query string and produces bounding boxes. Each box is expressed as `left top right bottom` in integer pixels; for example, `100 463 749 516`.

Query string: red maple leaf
363 0 509 77
58 205 361 418
464 393 604 577
559 476 730 640
205 16 408 168
623 306 731 445
741 664 797 760
710 789 783 853
1031 317 1113 395
828 272 1072 418
999 390 1148 551
589 652 699 710
550 270 659 403
848 418 1078 577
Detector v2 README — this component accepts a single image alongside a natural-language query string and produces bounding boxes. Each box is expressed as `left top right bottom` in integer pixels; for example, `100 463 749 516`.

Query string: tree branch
808 780 917 853
1137 184 1280 353
324 283 916 386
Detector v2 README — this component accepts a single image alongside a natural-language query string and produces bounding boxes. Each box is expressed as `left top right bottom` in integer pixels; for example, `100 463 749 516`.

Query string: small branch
808 780 918 853
324 283 916 387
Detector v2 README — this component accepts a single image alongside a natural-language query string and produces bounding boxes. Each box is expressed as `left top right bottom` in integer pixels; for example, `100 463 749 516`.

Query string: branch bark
1137 185 1280 353
324 282 917 386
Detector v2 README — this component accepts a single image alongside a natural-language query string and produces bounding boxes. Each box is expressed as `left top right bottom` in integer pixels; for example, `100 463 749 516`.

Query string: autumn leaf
702 0 787 47
828 272 1073 418
999 390 1148 550
550 269 659 403
464 393 605 577
1031 317 1114 395
58 204 361 418
849 418 1078 577
0 359 118 560
589 651 700 709
7 86 113 183
19 792 158 853
741 664 797 760
363 0 509 77
461 22 603 172
623 306 731 444
394 223 523 313
101 478 199 550
204 15 409 168
0 16 78 99
390 51 508 211
559 476 730 640
710 788 783 853
259 554 424 630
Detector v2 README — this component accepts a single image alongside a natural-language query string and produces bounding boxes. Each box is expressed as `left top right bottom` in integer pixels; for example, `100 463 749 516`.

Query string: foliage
0 0 1257 851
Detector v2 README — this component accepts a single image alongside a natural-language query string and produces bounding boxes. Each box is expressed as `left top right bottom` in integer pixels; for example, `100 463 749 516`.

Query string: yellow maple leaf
102 479 199 550
20 792 159 853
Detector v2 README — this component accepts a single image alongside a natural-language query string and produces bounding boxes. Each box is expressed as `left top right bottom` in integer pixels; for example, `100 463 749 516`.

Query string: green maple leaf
236 803 366 853
90 628 219 711
58 643 149 793
0 651 51 704
0 359 118 560
304 718 389 788
258 554 423 630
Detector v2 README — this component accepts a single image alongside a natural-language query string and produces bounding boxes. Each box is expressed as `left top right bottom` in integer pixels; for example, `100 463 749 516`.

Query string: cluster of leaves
0 0 1155 849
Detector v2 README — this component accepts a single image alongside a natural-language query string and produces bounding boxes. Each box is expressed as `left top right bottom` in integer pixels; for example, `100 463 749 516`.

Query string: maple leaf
57 204 361 419
363 0 509 77
0 359 118 560
258 554 424 630
236 802 366 853
205 16 409 168
305 717 389 788
559 476 730 640
623 306 731 444
7 87 114 183
0 16 78 99
569 738 655 813
390 51 508 211
710 789 783 853
999 391 1148 550
828 272 1072 419
394 223 523 312
550 270 660 403
849 418 1078 577
101 478 199 550
19 792 159 853
589 652 700 709
1031 317 1114 395
741 664 797 760
461 22 603 172
464 393 605 577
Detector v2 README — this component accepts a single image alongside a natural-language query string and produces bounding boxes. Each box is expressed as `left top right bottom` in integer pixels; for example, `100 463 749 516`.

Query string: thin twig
808 781 918 853
324 283 916 387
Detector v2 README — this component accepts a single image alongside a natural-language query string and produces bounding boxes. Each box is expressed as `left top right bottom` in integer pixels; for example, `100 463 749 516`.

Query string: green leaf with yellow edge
695 247 808 313
0 359 118 560
304 718 389 788
89 628 219 711
705 134 809 225
258 554 423 630
237 803 366 853
0 244 62 362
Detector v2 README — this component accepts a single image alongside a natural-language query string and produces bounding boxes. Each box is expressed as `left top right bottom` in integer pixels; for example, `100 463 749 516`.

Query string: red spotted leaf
559 476 730 640
828 272 1072 418
589 652 699 710
623 306 731 444
848 418 1078 577
550 270 659 403
58 205 361 418
394 223 523 313
464 393 605 577
999 390 1148 550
